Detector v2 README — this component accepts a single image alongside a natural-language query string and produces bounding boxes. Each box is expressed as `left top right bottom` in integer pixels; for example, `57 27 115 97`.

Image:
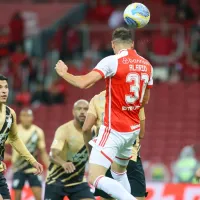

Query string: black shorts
44 182 95 200
12 171 42 190
94 157 147 198
0 172 11 199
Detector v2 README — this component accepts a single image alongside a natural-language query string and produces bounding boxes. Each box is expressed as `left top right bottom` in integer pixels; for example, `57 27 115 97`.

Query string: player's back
104 49 152 132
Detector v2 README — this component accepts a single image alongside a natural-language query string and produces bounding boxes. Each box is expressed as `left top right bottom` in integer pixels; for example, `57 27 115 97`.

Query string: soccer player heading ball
55 27 153 200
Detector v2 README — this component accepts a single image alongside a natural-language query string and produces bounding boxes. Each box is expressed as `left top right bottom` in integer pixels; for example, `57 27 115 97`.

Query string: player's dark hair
0 74 8 81
112 27 133 43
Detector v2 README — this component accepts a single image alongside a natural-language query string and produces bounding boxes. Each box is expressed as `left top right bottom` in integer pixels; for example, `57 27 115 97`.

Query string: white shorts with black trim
89 125 140 168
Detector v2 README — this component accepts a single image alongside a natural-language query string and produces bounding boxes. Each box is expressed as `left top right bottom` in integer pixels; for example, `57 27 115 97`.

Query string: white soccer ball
123 3 150 28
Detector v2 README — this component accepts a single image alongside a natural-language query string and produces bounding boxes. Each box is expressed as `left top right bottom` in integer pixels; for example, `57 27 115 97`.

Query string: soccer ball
123 3 150 28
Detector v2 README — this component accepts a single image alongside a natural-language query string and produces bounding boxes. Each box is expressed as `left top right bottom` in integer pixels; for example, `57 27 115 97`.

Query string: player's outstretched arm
8 109 43 175
55 60 102 89
50 126 76 174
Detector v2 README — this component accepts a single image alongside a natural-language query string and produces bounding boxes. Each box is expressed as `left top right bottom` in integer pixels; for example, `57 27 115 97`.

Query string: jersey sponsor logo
122 57 149 65
130 124 140 130
122 105 140 111
72 150 88 163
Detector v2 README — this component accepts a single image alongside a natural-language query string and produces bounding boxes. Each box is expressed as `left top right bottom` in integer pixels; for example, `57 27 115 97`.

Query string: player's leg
88 125 136 200
94 168 115 200
44 183 64 200
27 173 42 200
127 158 147 200
0 172 11 200
12 172 26 200
109 129 140 195
111 161 131 192
31 187 42 200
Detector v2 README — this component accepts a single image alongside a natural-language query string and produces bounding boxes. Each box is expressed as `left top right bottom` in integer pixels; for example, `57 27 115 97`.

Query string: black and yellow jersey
0 105 13 172
46 120 88 187
12 124 46 173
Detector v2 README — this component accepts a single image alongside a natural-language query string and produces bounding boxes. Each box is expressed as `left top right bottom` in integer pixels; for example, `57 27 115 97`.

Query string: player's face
73 102 89 125
0 80 9 103
19 111 33 128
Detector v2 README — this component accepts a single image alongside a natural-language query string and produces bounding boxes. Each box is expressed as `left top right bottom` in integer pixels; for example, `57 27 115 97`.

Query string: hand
195 168 200 182
62 162 76 174
55 60 68 77
32 161 43 175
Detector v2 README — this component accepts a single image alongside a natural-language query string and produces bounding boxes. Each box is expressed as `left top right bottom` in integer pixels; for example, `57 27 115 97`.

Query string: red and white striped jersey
93 49 153 132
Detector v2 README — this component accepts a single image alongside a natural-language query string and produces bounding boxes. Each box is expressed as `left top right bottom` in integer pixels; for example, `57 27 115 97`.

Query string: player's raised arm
55 60 102 89
50 126 75 174
8 109 43 175
55 55 117 89
82 97 98 154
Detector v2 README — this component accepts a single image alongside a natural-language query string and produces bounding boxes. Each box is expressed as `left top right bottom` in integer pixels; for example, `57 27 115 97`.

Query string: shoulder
33 124 44 135
97 55 118 66
54 121 73 139
56 121 72 133
99 90 106 97
7 106 16 116
91 90 105 104
7 106 16 122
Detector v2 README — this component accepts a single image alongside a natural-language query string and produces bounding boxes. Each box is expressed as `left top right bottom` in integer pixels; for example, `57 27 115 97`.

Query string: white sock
111 170 131 193
94 175 136 200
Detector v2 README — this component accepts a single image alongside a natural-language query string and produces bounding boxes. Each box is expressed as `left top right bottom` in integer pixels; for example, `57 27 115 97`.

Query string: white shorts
89 125 140 168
